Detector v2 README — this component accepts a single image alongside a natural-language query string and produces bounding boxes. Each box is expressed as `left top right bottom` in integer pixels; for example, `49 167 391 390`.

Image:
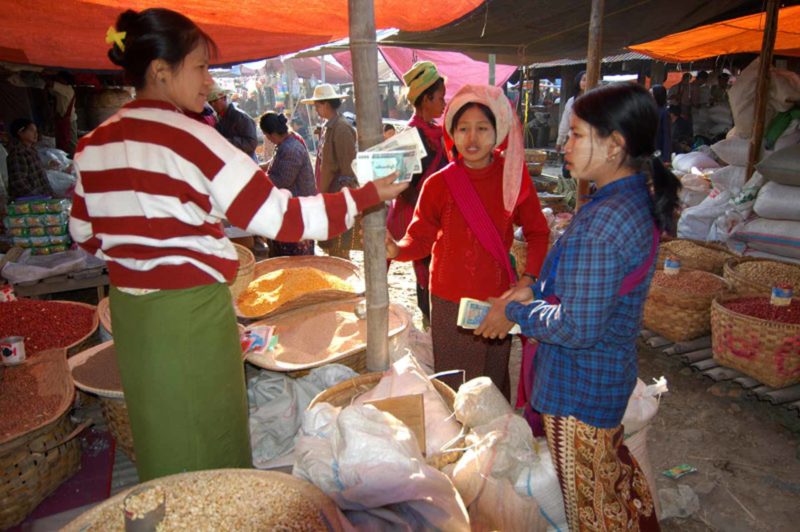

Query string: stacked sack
727 145 800 264
678 58 800 243
3 198 71 255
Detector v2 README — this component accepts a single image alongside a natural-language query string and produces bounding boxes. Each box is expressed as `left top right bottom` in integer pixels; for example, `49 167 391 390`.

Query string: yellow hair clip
105 26 127 52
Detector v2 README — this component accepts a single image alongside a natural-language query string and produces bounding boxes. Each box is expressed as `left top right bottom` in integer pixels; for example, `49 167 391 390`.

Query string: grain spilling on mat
71 345 123 392
0 363 61 439
83 472 328 531
237 267 355 317
0 300 95 355
650 270 726 295
723 298 800 324
734 261 800 288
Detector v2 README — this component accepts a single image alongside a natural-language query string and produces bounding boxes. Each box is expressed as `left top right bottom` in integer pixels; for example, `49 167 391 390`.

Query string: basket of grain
68 341 134 461
656 239 734 275
643 269 730 342
1 349 86 529
235 255 364 320
723 257 800 298
0 299 99 358
711 296 800 388
245 297 408 376
228 242 256 300
63 469 347 531
309 372 462 470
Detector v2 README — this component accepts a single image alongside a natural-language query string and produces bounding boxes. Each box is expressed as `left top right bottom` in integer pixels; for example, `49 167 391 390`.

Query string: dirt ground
375 253 800 532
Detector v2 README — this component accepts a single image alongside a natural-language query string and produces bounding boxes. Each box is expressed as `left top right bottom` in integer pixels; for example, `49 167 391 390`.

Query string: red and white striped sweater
70 100 378 289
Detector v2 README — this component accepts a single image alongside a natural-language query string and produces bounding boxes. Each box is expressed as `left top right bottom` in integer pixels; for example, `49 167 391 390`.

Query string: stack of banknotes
457 297 521 334
353 127 428 184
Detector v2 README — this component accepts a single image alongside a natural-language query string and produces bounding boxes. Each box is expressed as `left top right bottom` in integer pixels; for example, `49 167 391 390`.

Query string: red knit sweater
396 157 550 302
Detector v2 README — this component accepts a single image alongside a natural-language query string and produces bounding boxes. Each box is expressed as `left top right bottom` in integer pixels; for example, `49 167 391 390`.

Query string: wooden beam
576 0 605 209
349 0 390 371
745 0 781 179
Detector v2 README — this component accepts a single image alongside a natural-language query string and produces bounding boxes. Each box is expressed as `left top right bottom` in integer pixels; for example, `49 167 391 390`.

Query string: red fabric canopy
0 0 482 70
629 6 800 62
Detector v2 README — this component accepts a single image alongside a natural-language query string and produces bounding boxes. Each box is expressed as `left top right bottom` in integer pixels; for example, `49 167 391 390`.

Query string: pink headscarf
443 84 525 214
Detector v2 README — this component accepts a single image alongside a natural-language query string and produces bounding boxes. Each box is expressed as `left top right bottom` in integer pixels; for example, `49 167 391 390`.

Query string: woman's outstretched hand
372 173 409 202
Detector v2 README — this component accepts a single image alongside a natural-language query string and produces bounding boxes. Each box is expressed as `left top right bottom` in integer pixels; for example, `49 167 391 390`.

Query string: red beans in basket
0 299 95 355
723 298 800 324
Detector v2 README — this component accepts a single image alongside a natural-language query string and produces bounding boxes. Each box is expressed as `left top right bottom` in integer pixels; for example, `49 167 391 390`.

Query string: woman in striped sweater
70 8 406 481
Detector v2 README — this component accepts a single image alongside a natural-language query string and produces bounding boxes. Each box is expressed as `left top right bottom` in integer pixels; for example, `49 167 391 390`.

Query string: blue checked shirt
506 173 656 428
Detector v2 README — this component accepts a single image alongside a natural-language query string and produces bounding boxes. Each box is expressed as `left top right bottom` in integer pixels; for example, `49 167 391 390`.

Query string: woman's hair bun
279 114 288 125
106 10 139 67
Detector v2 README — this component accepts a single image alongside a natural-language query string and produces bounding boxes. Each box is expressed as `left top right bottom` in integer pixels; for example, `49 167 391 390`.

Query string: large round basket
68 341 135 461
228 242 256 300
63 469 347 531
656 239 735 275
245 297 408 376
711 297 800 389
643 270 730 342
97 296 112 337
235 255 364 320
723 257 800 297
1 349 84 529
309 372 462 470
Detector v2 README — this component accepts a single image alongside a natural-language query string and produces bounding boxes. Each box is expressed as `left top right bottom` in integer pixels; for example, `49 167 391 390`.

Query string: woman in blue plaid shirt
479 83 680 531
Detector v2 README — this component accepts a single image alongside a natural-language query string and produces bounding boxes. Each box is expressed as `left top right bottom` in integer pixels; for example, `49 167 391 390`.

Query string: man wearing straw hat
302 83 358 259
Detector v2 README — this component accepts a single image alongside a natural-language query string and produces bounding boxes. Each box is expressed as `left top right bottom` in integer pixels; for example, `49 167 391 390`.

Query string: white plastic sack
1 248 91 284
465 413 537 482
672 152 720 173
711 136 750 167
37 147 71 172
294 403 470 531
677 189 732 241
451 431 548 532
621 377 668 436
754 181 800 221
624 427 660 516
707 165 747 195
248 364 358 468
454 377 513 429
712 171 767 242
730 217 800 260
737 248 800 265
513 440 568 530
355 354 461 458
678 172 710 208
729 58 800 138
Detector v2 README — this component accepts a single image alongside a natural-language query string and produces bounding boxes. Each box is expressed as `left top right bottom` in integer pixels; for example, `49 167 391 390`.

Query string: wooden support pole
349 0 390 371
745 0 781 179
489 53 496 85
577 0 605 209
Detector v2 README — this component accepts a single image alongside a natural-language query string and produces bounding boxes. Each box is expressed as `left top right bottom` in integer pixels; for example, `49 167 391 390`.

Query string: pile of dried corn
236 267 355 318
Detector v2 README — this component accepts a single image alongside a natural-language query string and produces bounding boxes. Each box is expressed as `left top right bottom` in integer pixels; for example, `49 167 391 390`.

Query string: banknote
457 297 521 334
354 150 416 184
367 127 426 173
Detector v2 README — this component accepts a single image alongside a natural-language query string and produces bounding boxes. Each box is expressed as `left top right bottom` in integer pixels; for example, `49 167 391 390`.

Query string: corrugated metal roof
529 52 653 69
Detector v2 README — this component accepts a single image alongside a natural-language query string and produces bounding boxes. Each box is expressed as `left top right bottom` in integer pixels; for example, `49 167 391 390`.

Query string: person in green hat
387 61 447 326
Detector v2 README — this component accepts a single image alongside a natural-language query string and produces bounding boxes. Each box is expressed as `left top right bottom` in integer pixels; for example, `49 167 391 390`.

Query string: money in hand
457 297 521 334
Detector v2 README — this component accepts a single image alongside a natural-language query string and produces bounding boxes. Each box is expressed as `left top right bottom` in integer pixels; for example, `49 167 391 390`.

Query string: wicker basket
97 296 112 335
524 149 547 164
1 349 84 529
245 297 408 375
235 255 364 320
308 372 462 469
711 297 800 388
228 243 256 300
643 270 730 342
510 240 527 279
723 257 800 297
656 239 735 275
100 397 135 462
64 469 345 531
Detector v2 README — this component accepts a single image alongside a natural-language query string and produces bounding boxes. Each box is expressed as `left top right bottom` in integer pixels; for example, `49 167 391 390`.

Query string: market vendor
386 61 448 326
69 7 407 482
6 118 55 200
477 83 680 530
302 84 358 259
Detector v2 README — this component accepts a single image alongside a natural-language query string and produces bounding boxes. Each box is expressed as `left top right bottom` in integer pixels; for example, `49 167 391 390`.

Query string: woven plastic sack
754 181 800 221
513 441 568 530
454 377 513 429
621 377 668 436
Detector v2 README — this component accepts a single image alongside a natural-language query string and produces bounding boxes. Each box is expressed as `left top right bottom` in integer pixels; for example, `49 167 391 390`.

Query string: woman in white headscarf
386 85 550 398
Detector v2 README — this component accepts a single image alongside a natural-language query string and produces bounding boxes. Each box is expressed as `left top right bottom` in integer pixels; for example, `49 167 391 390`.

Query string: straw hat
207 83 230 103
300 83 349 104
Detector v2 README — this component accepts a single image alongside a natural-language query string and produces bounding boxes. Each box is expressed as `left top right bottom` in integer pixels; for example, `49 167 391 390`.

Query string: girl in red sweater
387 85 550 398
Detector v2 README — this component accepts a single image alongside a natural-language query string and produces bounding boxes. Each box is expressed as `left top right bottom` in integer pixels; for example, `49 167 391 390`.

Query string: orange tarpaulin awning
629 5 800 62
0 0 483 70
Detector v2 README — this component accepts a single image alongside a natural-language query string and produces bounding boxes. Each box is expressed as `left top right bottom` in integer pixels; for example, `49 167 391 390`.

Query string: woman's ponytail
648 156 681 235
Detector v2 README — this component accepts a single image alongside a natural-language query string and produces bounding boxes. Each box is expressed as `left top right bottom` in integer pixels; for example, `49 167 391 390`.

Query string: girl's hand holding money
385 233 400 259
474 297 516 339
